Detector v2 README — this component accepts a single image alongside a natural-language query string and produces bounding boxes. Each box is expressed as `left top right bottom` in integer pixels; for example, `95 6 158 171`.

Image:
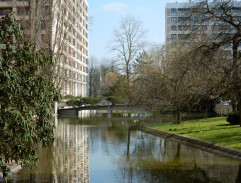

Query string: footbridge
57 104 142 116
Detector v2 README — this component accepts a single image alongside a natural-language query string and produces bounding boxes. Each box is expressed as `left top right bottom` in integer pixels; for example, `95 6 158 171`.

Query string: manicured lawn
151 117 241 150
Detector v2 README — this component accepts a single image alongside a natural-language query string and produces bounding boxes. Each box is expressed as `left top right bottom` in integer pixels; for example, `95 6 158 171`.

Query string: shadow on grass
217 124 237 127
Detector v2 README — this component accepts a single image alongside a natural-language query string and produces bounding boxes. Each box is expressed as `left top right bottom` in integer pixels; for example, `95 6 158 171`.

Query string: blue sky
88 0 187 61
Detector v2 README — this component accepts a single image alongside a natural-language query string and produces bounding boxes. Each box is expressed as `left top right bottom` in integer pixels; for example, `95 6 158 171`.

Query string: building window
0 7 12 16
178 8 189 14
192 17 198 22
212 17 217 21
171 8 176 14
233 16 241 21
178 8 183 13
171 34 176 39
171 25 177 31
192 25 198 30
202 25 208 30
171 17 177 22
178 34 182 39
201 16 207 21
178 25 182 31
232 7 241 13
178 17 184 22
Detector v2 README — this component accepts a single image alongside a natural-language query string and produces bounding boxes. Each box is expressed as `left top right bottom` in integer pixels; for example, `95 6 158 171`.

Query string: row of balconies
169 7 241 15
168 15 241 24
169 24 239 32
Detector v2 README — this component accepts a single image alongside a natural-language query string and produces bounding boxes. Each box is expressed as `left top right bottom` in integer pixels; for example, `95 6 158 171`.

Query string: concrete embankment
140 126 241 161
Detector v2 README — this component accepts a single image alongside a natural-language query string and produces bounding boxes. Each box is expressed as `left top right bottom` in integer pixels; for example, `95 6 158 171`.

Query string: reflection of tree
236 164 241 183
119 132 230 183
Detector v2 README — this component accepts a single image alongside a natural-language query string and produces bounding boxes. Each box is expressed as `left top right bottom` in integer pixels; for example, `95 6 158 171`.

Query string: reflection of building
0 0 89 97
53 118 89 183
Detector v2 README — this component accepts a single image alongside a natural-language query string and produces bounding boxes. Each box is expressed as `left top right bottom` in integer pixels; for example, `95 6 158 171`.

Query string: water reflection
11 117 89 183
9 112 241 183
120 131 241 183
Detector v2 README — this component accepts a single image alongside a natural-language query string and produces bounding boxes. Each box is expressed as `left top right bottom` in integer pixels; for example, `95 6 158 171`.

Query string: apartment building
166 3 189 44
165 1 241 54
0 0 89 97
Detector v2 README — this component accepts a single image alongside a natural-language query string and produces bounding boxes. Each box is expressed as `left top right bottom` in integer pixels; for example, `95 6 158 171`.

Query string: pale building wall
0 0 89 97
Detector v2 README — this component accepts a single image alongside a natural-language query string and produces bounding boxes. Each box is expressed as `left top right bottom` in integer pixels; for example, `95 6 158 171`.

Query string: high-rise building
165 3 189 44
165 1 241 52
0 0 89 97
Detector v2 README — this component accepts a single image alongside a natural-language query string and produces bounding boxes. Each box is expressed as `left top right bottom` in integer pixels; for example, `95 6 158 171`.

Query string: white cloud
101 2 129 14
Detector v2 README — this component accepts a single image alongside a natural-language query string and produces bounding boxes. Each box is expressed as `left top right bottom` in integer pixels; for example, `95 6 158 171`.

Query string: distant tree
101 72 118 96
88 56 98 97
110 15 147 102
109 75 129 104
0 14 59 181
134 43 219 123
88 57 117 97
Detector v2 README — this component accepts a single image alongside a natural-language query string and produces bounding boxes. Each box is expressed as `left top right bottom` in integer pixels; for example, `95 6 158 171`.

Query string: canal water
9 111 241 183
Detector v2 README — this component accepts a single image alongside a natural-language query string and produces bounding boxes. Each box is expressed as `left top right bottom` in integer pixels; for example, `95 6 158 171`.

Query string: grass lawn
151 117 241 150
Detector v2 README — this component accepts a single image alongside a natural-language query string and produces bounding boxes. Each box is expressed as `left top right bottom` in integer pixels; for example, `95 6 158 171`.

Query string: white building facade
0 0 89 97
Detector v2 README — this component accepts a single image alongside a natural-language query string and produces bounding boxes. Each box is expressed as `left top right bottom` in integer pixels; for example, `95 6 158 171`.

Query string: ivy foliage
0 13 59 181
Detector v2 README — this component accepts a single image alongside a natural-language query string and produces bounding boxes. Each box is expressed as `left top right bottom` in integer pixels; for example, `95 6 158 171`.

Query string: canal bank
140 126 241 161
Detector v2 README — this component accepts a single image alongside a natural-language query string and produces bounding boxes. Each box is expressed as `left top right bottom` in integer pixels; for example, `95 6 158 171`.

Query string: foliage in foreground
0 14 59 181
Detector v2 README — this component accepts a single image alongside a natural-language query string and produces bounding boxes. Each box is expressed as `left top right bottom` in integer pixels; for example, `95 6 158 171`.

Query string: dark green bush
107 96 123 105
66 99 79 107
66 96 84 107
227 112 240 125
83 97 101 105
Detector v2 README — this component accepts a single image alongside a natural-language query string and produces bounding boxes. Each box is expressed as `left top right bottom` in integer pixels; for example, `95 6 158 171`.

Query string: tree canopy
0 13 59 180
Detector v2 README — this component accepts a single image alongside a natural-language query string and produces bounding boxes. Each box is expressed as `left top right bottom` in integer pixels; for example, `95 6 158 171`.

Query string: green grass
151 117 241 150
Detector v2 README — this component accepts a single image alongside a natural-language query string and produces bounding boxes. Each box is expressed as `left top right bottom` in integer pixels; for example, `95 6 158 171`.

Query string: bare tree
184 0 241 124
88 57 117 97
134 43 221 123
88 56 98 97
110 15 147 89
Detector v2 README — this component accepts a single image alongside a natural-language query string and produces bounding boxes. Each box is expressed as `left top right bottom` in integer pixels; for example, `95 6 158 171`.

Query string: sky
88 0 188 61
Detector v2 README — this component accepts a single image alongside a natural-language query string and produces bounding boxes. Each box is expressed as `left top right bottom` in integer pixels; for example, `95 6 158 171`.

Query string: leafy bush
63 95 75 100
227 112 240 125
66 97 101 107
66 96 83 107
66 99 78 107
83 97 101 105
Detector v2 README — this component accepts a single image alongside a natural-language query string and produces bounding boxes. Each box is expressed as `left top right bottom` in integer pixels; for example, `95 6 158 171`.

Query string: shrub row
64 96 102 107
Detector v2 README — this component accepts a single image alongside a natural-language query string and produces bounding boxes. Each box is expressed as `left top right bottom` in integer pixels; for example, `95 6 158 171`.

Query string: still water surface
10 112 241 183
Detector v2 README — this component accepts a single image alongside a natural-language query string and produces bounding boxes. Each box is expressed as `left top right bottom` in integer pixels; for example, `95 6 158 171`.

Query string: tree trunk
176 109 181 124
204 104 208 119
238 100 241 127
127 128 131 159
236 163 241 183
